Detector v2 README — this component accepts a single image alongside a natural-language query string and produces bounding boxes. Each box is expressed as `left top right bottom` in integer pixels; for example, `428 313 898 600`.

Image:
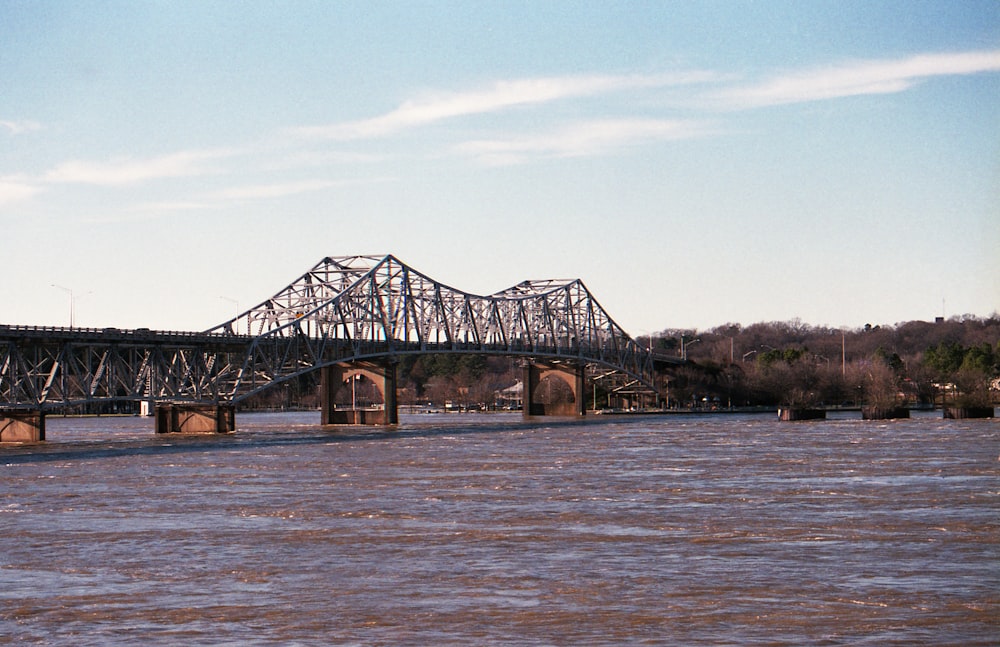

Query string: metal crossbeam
0 327 248 409
1 254 661 409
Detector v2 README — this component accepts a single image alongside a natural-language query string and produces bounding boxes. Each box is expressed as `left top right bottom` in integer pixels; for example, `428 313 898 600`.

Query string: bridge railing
0 324 249 343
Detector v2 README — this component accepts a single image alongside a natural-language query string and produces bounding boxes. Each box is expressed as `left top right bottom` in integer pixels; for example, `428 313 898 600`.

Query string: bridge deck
2 254 665 414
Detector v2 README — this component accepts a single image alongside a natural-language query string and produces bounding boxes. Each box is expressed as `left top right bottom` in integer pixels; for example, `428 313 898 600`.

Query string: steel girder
0 254 657 409
205 254 656 401
0 327 247 409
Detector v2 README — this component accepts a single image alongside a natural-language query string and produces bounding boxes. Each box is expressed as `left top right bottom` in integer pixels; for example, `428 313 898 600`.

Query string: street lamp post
680 335 701 361
347 374 361 410
51 284 82 328
841 330 846 377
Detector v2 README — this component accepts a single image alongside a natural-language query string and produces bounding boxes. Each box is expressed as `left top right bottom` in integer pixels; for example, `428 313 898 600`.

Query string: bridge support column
154 403 236 434
0 410 45 443
523 362 586 418
320 361 398 425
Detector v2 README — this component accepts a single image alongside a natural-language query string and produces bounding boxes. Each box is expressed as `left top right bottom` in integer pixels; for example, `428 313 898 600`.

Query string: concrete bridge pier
320 361 398 425
154 403 236 434
523 361 586 417
0 410 45 443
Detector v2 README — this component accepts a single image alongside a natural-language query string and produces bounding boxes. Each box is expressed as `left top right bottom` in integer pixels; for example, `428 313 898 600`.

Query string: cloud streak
712 50 1000 109
0 120 42 135
211 179 345 200
4 50 998 207
0 178 43 206
294 72 719 140
42 148 236 186
0 148 239 208
455 118 715 165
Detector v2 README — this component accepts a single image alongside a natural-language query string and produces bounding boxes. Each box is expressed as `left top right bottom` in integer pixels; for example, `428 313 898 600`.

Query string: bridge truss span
207 254 656 401
1 254 661 413
0 327 248 410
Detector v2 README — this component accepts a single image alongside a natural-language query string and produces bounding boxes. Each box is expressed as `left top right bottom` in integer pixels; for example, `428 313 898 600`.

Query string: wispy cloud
132 201 216 213
8 50 998 208
455 118 715 165
109 177 391 215
255 149 391 172
712 50 1000 109
79 204 214 224
294 72 718 140
0 178 43 206
211 179 344 200
43 148 235 186
0 120 42 135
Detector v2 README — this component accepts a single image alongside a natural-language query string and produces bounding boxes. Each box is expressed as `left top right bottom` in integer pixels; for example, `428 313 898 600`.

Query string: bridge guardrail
0 324 249 343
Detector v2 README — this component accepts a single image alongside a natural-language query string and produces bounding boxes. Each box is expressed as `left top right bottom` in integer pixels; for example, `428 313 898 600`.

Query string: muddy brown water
1 411 997 645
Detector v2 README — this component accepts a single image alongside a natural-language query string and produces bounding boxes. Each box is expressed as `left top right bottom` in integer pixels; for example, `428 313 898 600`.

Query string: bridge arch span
215 254 659 410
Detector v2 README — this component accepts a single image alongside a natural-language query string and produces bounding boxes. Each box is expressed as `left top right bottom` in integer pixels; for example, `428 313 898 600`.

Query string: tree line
243 314 999 411
643 315 999 410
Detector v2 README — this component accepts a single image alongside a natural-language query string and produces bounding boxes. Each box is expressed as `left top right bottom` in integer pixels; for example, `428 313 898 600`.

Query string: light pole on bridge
51 284 90 329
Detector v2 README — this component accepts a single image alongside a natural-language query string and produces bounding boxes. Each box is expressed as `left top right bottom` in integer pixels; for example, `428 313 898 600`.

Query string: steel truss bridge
1 254 671 421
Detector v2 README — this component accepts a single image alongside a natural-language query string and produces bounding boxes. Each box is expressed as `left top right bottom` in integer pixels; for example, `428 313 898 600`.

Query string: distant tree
905 362 938 405
259 315 999 411
657 336 679 352
961 343 997 375
863 362 900 410
874 346 904 374
923 342 967 377
745 353 820 407
423 374 458 405
815 365 849 406
953 367 993 408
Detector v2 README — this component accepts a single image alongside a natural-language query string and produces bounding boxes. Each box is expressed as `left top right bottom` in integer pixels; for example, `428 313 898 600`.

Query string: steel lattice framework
1 254 658 409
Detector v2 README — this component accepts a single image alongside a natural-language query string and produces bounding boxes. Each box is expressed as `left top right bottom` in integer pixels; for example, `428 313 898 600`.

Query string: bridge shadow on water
0 414 660 465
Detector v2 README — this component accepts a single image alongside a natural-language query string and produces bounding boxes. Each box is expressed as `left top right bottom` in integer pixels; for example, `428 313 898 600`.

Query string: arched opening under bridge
523 362 586 417
318 362 398 425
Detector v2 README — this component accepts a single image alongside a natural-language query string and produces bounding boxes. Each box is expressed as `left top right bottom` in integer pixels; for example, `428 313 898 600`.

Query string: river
1 411 997 645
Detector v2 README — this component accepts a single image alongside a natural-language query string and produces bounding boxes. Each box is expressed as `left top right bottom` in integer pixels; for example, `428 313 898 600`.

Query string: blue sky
2 1 998 335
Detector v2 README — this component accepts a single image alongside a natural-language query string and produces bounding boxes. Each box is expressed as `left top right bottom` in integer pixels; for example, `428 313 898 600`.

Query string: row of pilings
778 406 995 421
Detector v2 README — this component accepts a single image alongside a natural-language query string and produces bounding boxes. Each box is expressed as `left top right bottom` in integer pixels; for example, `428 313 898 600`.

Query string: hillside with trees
642 314 1000 410
244 314 1000 412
